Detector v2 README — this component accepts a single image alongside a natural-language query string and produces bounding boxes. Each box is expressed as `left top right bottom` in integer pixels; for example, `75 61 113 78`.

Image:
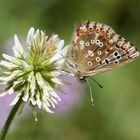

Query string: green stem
0 96 23 140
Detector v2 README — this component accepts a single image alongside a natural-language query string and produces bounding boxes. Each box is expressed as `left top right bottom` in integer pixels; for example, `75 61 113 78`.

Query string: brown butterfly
67 21 139 83
65 21 139 104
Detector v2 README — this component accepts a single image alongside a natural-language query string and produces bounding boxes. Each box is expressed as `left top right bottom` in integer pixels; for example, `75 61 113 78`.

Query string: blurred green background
0 0 140 140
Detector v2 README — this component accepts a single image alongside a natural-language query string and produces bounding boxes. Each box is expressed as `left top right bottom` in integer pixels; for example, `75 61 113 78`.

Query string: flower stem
0 96 23 140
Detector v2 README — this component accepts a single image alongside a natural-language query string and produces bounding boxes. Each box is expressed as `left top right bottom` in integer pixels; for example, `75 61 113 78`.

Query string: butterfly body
68 21 139 80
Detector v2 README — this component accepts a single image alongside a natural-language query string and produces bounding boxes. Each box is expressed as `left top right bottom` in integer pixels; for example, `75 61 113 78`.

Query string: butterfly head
79 76 87 83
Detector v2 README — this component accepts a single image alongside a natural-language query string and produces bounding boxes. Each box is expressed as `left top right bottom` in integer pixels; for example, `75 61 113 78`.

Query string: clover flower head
0 27 68 115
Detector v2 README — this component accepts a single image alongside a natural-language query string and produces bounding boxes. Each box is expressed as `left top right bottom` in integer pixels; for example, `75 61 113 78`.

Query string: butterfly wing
70 21 139 76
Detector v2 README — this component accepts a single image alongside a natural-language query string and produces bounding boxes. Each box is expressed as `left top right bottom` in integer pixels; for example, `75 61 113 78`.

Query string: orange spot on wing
95 28 100 33
88 28 94 32
105 32 111 39
106 41 112 46
79 29 84 33
101 29 106 35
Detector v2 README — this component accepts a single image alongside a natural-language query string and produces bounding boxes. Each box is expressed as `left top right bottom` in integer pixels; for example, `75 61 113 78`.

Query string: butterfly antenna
86 78 94 106
88 77 103 88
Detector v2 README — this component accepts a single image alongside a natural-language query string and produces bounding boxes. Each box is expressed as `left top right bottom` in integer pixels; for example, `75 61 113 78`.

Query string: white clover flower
0 27 68 115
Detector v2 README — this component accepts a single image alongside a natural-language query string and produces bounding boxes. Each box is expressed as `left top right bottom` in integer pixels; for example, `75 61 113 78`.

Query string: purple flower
55 76 84 113
0 95 15 129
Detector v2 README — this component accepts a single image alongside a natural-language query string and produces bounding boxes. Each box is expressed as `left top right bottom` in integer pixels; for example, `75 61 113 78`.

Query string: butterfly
67 21 139 83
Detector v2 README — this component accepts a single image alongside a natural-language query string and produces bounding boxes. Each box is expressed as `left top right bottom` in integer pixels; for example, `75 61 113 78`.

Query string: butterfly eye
79 76 86 83
95 27 100 33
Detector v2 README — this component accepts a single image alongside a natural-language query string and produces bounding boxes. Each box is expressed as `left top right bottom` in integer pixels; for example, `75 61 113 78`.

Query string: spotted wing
70 21 139 76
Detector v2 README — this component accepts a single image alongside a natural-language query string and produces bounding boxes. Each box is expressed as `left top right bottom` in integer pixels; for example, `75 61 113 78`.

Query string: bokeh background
0 0 140 140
